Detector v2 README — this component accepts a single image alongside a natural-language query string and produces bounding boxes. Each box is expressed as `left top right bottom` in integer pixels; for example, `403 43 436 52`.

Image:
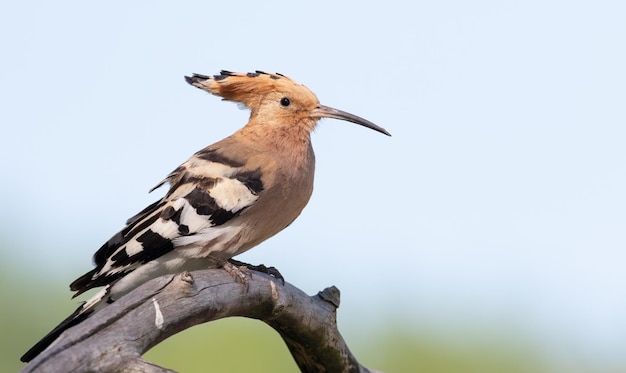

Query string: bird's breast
233 141 315 253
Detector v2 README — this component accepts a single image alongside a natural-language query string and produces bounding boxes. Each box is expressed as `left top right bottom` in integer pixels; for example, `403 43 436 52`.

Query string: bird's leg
227 258 285 285
222 261 251 288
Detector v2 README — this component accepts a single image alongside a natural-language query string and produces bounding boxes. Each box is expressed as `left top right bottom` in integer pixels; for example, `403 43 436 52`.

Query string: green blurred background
3 241 624 373
0 256 554 373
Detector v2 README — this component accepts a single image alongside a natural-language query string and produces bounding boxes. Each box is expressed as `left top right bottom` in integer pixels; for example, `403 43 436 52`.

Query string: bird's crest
185 70 312 109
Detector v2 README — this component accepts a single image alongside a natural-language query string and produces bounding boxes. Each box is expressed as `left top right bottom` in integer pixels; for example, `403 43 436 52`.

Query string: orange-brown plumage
21 70 389 364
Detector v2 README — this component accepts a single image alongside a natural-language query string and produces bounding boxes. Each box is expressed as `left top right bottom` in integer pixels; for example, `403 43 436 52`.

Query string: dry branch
21 269 379 373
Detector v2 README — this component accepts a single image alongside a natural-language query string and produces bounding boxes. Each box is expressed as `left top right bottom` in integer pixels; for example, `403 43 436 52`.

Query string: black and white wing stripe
70 148 264 297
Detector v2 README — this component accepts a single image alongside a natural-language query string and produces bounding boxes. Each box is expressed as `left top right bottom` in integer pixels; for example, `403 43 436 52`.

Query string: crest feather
184 71 302 108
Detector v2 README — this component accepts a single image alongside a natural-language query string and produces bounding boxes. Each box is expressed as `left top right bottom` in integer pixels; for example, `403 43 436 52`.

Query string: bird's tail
20 286 109 363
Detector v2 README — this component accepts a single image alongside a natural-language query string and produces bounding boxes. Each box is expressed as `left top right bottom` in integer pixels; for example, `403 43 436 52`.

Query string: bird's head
185 70 390 137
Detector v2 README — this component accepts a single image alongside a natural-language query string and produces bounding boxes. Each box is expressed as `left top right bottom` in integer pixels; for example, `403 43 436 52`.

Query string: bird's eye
280 97 291 107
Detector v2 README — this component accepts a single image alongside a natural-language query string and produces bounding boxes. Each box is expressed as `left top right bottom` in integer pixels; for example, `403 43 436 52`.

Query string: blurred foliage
145 318 299 372
3 244 625 373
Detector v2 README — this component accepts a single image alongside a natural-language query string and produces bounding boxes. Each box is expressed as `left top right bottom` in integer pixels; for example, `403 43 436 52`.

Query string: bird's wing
69 147 264 296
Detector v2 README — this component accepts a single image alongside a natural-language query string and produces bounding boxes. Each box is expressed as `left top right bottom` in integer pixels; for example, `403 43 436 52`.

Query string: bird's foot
227 259 285 285
222 261 251 289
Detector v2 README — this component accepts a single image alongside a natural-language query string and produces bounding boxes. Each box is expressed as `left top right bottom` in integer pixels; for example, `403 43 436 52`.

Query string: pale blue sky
2 0 625 367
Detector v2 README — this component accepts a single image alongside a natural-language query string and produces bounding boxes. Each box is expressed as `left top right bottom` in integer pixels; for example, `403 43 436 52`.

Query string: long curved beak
311 105 391 136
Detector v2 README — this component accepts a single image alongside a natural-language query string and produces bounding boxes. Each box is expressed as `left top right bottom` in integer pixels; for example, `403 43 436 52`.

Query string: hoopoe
21 70 390 363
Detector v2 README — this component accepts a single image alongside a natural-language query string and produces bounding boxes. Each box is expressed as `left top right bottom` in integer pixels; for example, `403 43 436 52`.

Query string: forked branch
21 269 379 373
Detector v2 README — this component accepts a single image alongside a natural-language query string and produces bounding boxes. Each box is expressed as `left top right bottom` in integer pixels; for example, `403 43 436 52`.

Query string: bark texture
21 269 380 373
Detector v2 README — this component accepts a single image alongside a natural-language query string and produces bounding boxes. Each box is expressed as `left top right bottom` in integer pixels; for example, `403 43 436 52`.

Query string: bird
20 70 390 363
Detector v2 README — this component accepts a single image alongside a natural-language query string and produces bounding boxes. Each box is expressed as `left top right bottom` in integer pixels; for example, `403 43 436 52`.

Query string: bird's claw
222 261 251 288
227 259 285 285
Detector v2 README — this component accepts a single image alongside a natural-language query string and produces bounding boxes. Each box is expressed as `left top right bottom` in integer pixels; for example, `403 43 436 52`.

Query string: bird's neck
236 122 315 170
